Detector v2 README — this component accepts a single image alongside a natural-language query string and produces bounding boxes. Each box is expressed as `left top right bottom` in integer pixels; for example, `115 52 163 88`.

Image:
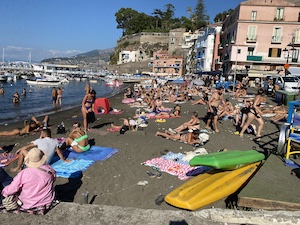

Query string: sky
0 0 243 62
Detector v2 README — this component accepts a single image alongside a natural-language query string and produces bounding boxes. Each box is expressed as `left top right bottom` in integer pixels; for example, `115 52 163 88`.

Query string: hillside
41 48 115 67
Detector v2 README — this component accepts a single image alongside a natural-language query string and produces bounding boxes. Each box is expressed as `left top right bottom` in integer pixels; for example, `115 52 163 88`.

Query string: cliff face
110 32 169 65
41 32 171 74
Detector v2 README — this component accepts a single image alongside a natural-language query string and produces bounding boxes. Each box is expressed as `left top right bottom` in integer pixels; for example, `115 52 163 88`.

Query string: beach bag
246 124 257 135
198 133 209 143
57 123 66 134
2 195 19 211
119 125 129 134
87 112 96 123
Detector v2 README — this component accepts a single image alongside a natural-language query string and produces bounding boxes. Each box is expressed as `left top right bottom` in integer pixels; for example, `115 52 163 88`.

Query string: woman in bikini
64 122 90 153
155 130 200 145
171 111 201 133
239 88 265 139
155 105 181 118
0 115 49 136
81 90 96 131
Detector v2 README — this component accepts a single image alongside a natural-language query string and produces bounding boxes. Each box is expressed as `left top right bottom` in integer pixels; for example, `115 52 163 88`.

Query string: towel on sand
51 146 119 178
0 153 19 167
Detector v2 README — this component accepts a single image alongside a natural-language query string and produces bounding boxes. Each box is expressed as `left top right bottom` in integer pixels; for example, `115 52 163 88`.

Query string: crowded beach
0 75 299 214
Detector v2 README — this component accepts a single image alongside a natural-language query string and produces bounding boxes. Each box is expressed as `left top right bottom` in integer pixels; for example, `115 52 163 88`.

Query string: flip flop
146 171 156 178
155 119 166 123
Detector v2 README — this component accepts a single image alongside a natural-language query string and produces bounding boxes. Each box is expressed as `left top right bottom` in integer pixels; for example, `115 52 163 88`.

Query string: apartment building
117 49 138 65
194 25 222 73
152 51 183 76
219 0 300 78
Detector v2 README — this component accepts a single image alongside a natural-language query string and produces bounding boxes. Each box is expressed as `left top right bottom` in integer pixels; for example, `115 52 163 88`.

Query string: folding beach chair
278 100 300 160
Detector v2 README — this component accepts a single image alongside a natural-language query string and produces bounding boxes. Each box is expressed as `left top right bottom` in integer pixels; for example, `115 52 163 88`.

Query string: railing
272 36 282 43
246 36 257 43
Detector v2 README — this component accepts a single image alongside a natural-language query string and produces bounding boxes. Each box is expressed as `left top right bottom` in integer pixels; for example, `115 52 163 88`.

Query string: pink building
152 51 183 76
220 0 300 78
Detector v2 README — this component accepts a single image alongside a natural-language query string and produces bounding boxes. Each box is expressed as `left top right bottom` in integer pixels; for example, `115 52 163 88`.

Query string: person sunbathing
191 91 208 105
170 111 201 133
268 105 288 122
0 116 49 136
155 105 181 118
155 130 200 145
63 122 90 153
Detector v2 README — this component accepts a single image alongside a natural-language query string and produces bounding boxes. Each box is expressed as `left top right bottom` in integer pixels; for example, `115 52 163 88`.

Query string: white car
273 75 300 93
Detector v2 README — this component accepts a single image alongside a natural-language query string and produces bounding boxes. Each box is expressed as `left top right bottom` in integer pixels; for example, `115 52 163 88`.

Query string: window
298 12 300 22
294 30 300 43
247 26 257 41
171 32 175 44
272 27 282 43
275 8 284 20
248 47 255 56
292 49 299 63
268 48 282 57
251 11 257 21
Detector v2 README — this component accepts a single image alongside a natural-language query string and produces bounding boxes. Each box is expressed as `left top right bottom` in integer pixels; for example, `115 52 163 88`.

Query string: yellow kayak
164 162 261 210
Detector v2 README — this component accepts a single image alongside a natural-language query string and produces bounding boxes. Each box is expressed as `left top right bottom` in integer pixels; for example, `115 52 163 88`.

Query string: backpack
57 123 66 134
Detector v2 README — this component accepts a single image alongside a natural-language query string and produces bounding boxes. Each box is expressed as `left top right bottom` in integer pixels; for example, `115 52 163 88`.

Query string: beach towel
108 110 124 115
0 153 19 167
143 157 197 180
51 146 119 178
51 159 94 178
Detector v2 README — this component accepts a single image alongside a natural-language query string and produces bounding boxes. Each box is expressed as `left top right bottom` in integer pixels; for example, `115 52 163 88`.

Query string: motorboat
26 78 61 86
0 73 7 82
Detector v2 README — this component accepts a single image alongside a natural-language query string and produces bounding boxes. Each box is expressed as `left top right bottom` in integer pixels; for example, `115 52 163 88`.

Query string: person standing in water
51 87 57 107
56 87 62 106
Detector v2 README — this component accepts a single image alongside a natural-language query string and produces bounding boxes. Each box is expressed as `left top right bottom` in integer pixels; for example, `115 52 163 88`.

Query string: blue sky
0 0 243 62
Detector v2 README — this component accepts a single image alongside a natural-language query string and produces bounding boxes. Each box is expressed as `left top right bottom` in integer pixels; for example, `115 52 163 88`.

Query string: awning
248 73 264 78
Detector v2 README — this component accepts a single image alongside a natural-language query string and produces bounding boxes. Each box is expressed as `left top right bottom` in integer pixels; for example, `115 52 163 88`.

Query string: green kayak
189 150 265 170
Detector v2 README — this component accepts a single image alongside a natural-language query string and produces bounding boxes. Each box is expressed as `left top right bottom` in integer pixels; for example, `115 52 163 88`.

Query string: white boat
26 78 61 86
0 73 7 82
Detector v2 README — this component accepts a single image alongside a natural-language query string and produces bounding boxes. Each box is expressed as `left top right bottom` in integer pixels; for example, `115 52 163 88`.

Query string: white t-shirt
33 137 59 164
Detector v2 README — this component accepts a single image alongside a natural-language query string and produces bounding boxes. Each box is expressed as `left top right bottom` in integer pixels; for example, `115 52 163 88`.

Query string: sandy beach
0 86 299 212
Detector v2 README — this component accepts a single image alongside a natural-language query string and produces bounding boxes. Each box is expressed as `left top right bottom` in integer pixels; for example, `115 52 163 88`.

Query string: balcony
246 36 257 43
247 55 262 61
271 36 282 43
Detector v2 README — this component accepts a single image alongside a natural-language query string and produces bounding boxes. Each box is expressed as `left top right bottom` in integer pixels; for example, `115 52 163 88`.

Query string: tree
180 16 194 31
193 0 209 29
214 9 233 23
115 8 139 36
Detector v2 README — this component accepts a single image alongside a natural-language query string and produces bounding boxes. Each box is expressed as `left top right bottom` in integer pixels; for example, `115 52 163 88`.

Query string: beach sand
0 87 299 211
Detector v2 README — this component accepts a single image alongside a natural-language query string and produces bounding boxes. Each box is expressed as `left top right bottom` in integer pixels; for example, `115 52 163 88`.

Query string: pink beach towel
143 157 195 180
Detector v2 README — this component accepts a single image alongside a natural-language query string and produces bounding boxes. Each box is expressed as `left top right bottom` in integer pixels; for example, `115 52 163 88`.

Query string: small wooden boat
164 162 261 210
189 150 265 170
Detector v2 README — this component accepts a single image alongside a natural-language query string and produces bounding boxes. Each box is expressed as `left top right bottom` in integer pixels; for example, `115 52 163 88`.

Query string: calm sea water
0 79 125 125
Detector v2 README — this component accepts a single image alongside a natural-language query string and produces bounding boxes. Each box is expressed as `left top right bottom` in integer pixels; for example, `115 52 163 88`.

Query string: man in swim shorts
205 87 225 133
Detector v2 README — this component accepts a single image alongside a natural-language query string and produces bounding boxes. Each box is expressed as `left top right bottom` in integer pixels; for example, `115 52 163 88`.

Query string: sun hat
24 147 47 168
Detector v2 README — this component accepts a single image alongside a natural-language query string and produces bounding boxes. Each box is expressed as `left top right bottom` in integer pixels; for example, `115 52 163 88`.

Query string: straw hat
24 147 47 168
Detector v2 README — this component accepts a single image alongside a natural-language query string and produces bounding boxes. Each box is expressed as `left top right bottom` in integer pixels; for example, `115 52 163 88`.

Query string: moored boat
26 78 61 86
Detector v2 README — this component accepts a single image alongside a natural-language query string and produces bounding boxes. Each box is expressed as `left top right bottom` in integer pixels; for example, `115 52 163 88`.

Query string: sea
0 79 127 125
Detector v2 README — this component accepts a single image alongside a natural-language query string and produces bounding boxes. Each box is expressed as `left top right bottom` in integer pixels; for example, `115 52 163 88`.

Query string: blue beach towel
51 146 120 178
51 159 94 178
